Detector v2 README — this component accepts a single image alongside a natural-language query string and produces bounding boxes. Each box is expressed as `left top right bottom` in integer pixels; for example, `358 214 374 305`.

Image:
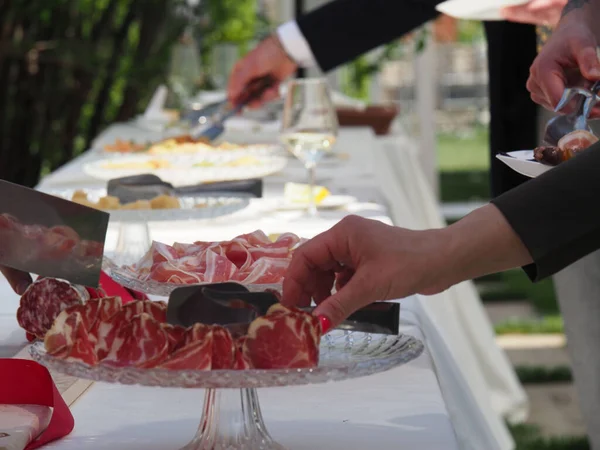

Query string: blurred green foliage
0 0 189 185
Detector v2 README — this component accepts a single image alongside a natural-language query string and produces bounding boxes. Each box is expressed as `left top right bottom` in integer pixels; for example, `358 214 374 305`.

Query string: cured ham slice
211 326 235 369
125 231 304 286
44 311 97 365
243 304 321 369
17 278 90 339
158 325 214 370
102 313 169 368
43 293 322 371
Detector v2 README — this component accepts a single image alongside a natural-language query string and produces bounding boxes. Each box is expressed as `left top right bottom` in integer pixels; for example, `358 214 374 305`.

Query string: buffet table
0 125 520 449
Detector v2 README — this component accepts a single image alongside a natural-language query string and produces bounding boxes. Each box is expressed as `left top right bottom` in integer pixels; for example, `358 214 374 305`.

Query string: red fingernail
318 315 332 334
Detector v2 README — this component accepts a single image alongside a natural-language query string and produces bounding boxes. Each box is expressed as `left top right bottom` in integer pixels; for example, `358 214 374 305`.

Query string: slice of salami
211 326 235 370
102 313 169 368
17 278 90 339
158 332 213 370
243 304 321 369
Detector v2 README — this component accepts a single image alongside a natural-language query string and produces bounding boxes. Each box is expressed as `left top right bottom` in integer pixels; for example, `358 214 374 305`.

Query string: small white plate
496 150 552 178
278 195 357 211
436 0 528 20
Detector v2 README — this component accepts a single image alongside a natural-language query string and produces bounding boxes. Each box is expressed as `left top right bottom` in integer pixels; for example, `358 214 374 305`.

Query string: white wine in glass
280 79 339 216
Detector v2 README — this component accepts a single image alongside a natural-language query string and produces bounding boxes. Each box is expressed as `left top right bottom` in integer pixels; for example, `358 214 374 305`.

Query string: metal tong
189 76 275 142
543 80 600 146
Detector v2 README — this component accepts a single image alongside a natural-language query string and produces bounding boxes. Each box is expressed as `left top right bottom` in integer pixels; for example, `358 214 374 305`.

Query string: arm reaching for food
527 0 600 114
283 139 600 328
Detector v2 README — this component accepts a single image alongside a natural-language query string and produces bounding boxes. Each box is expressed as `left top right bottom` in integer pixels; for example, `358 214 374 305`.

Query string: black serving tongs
166 282 400 336
106 174 263 204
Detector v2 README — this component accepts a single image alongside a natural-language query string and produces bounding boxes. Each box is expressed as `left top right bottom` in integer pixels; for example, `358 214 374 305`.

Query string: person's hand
526 4 600 114
227 35 298 109
281 216 451 328
0 266 32 295
282 206 532 329
501 0 567 27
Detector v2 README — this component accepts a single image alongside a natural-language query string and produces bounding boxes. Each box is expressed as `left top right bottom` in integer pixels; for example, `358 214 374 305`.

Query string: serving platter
39 187 250 223
82 153 288 186
30 331 424 450
436 0 528 20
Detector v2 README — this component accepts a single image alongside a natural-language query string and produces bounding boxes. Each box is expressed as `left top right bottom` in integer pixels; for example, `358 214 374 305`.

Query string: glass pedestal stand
113 222 152 266
182 388 284 450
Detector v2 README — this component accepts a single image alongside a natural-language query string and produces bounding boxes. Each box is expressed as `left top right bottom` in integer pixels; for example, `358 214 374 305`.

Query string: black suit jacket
296 0 539 197
492 144 600 281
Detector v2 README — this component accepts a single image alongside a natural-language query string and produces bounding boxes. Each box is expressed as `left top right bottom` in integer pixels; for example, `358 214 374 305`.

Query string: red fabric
94 271 135 304
0 359 74 449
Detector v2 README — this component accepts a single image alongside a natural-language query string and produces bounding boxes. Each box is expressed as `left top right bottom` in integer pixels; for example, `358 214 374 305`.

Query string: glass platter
30 331 424 450
102 256 284 297
40 188 251 223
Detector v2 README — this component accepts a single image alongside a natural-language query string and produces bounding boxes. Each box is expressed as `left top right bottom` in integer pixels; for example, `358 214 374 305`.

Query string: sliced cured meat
17 278 89 339
120 300 167 323
88 299 127 361
102 313 169 368
558 129 598 153
44 310 98 365
211 326 235 369
243 304 321 369
234 257 290 284
124 230 302 286
233 337 251 370
161 323 187 352
158 329 213 370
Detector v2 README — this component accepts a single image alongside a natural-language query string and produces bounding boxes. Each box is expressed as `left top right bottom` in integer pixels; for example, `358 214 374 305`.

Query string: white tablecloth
0 125 523 449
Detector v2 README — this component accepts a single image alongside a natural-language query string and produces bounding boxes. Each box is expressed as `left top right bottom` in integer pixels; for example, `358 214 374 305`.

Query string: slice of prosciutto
125 230 303 286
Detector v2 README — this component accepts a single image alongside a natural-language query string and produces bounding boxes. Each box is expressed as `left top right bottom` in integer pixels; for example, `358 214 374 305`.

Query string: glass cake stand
30 330 424 450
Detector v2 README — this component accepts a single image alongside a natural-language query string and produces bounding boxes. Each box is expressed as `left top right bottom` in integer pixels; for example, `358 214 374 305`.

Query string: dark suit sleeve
296 0 442 72
491 144 600 281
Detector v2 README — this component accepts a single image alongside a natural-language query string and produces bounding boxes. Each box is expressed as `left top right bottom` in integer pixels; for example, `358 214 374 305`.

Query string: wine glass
281 78 339 216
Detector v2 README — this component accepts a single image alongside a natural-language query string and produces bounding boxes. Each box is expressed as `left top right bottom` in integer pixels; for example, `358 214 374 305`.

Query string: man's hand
501 0 567 27
227 35 298 109
526 0 600 114
281 216 451 328
0 266 32 295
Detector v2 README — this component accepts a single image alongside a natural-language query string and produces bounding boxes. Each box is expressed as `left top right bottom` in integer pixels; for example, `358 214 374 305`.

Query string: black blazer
296 0 539 197
492 144 600 281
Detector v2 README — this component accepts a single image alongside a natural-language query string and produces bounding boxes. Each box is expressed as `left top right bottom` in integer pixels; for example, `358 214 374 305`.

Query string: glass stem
307 163 317 217
181 388 285 450
114 222 152 266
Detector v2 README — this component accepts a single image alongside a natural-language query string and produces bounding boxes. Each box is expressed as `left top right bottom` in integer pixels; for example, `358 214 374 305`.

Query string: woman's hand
282 206 532 329
281 216 452 328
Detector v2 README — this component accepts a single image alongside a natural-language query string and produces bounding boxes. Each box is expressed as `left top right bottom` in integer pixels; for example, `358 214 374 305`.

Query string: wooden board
12 346 94 407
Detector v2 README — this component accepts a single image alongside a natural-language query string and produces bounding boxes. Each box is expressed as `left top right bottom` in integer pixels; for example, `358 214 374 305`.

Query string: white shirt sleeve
276 21 318 69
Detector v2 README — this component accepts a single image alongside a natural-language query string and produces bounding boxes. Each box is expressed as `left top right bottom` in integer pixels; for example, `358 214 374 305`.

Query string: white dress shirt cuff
276 21 317 69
